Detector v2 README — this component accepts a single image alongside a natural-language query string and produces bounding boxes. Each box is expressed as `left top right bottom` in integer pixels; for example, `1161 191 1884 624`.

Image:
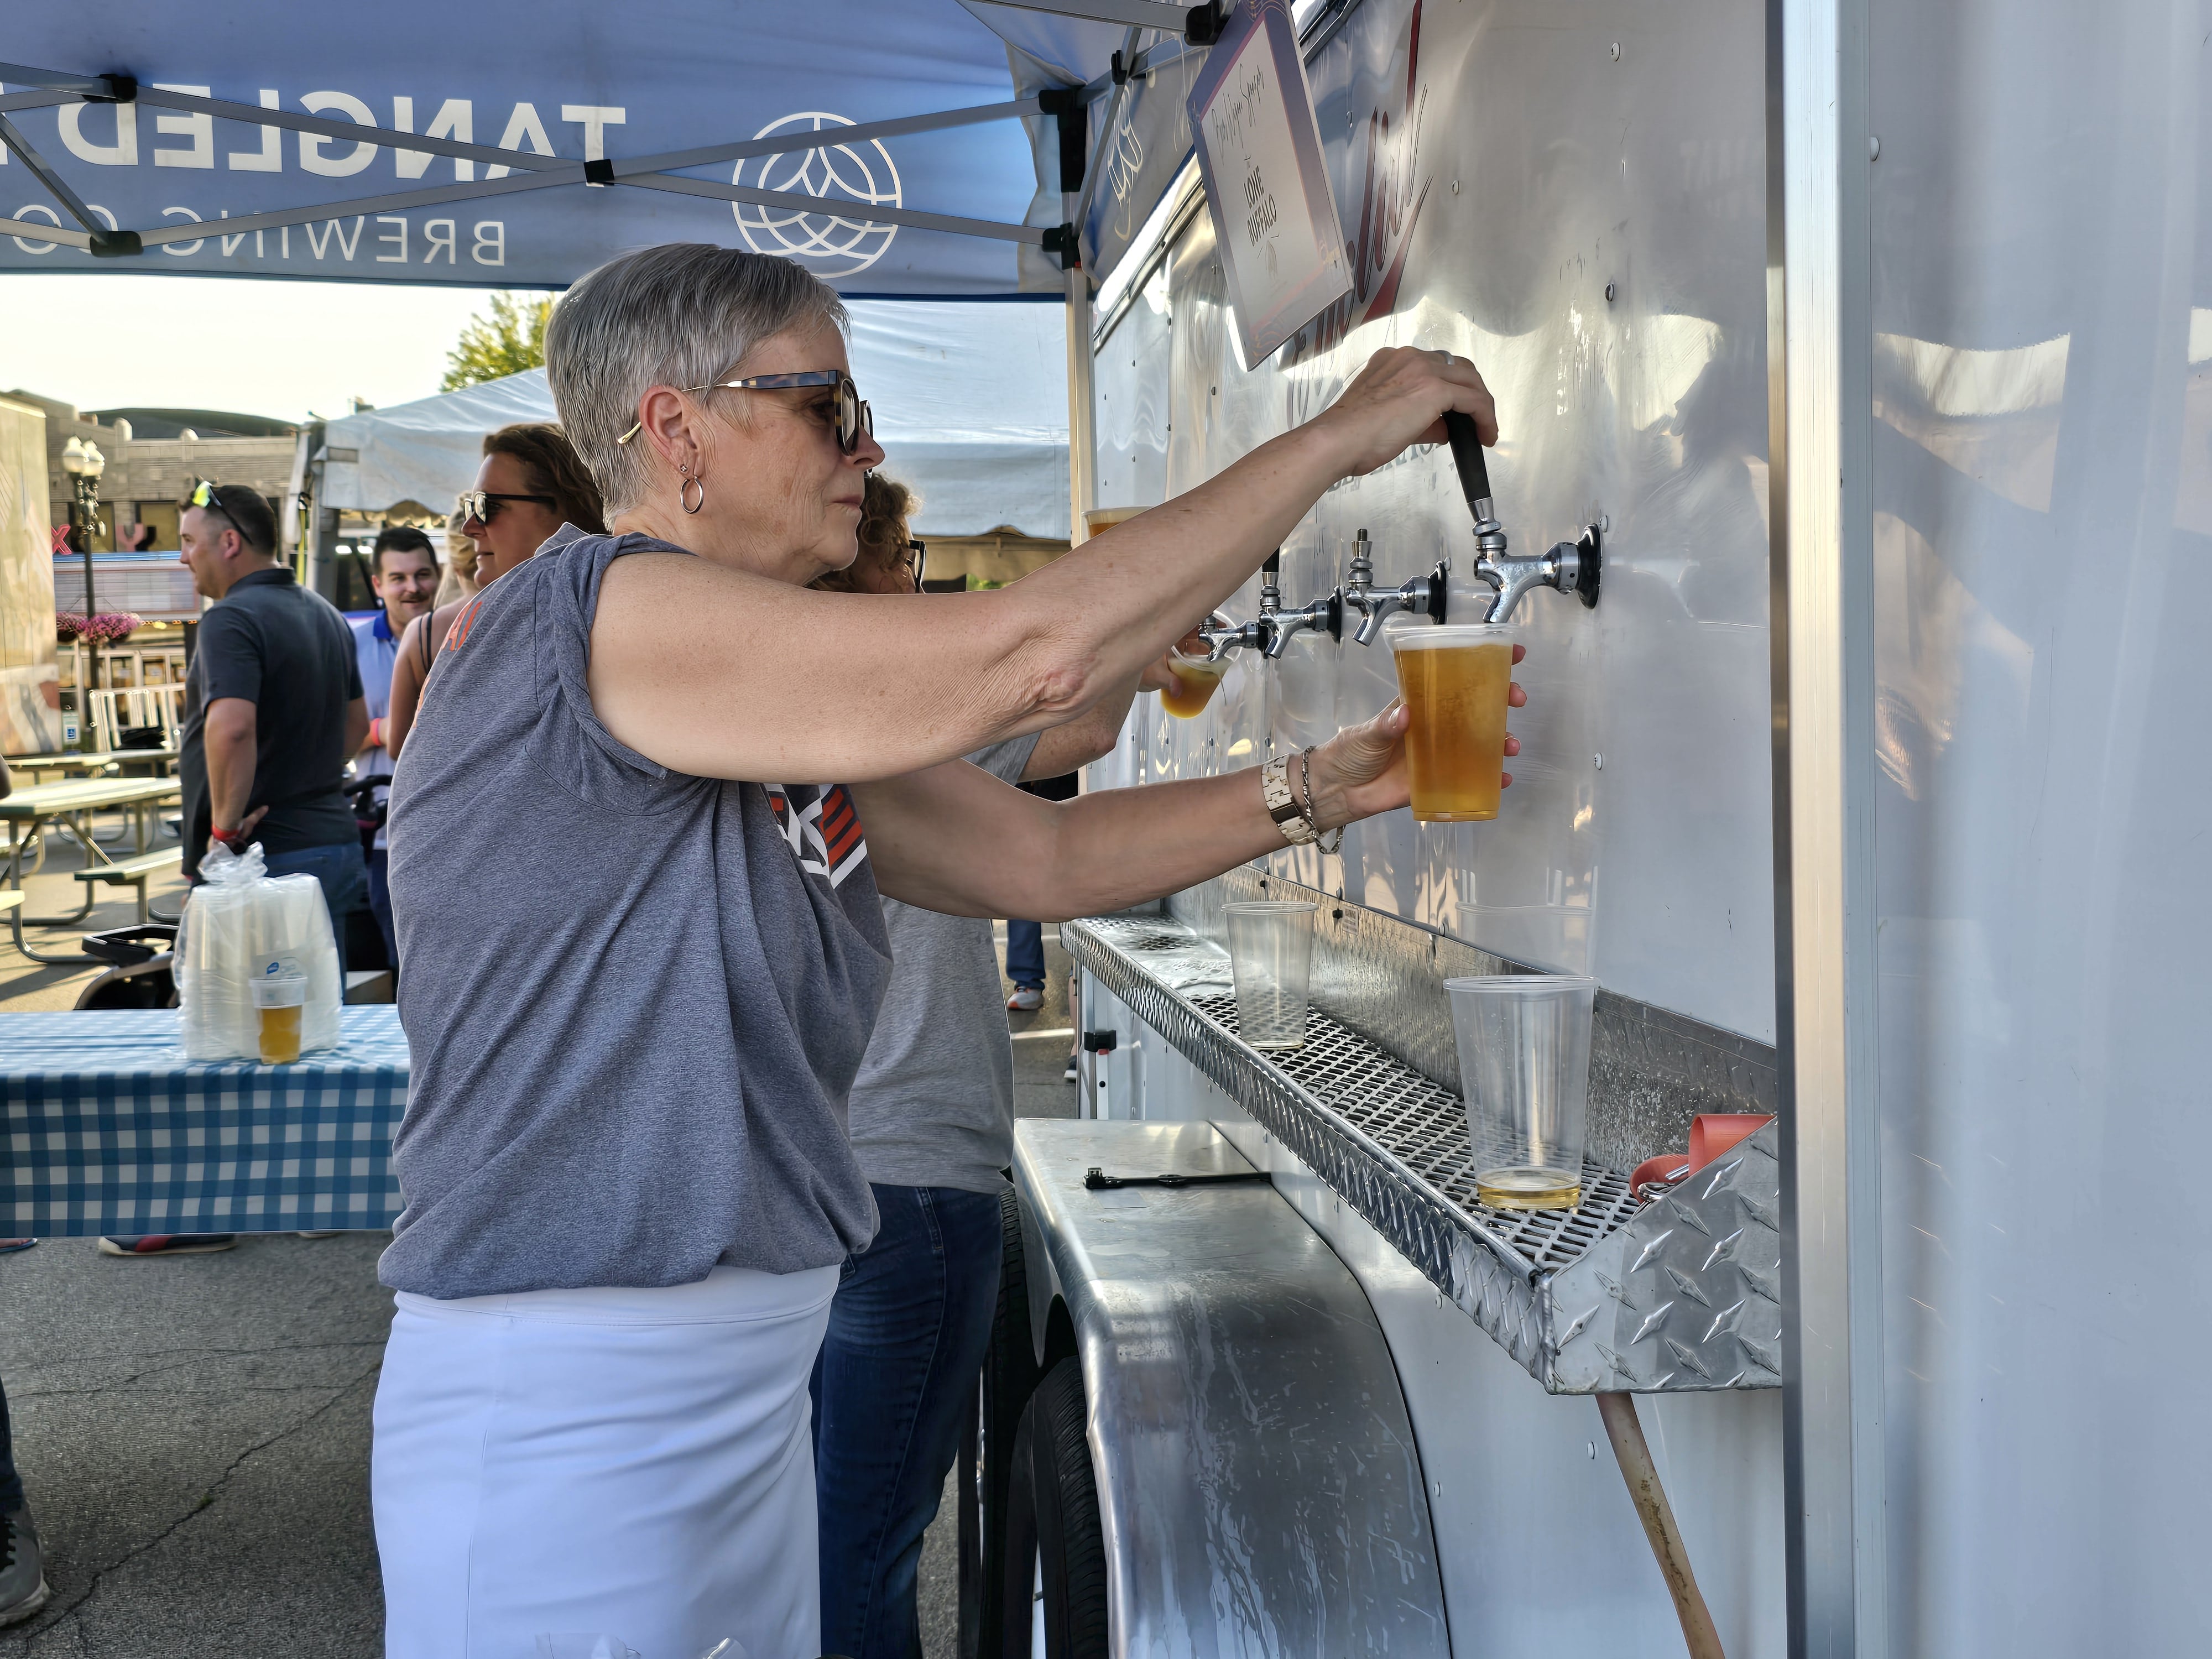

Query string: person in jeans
347 533 438 969
0 1379 47 1625
107 482 368 1260
806 474 1165 1658
349 526 440 969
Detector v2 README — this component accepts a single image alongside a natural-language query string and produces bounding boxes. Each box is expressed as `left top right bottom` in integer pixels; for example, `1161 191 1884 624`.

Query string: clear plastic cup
1082 505 1147 540
252 973 308 1066
1388 622 1516 821
1224 901 1319 1050
1446 974 1598 1209
1161 639 1229 719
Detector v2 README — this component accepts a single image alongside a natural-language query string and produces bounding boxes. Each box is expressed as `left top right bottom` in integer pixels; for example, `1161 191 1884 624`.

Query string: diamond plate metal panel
1066 912 1781 1394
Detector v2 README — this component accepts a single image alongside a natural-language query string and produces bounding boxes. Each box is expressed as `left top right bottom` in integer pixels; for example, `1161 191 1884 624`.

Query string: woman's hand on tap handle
1306 645 1528 829
1314 346 1499 480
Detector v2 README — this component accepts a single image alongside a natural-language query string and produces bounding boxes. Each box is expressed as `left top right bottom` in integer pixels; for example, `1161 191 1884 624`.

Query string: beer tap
1338 527 1451 644
1263 576 1340 659
1442 411 1603 622
1197 550 1284 661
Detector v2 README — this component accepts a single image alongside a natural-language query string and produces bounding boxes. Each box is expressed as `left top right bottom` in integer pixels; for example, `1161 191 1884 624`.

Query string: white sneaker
1005 986 1044 1013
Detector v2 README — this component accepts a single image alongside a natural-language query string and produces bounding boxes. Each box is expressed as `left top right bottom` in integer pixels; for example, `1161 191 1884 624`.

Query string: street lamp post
60 436 107 750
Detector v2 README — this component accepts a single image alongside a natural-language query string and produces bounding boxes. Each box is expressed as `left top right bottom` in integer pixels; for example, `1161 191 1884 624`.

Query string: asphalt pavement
0 878 1079 1657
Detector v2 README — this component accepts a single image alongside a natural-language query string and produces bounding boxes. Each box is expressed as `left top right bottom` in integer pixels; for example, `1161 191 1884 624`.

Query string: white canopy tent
317 300 1071 538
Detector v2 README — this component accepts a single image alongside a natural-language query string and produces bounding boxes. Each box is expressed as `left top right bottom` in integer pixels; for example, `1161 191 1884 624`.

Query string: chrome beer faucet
1264 582 1339 658
1198 550 1284 661
1441 412 1603 623
1338 527 1451 644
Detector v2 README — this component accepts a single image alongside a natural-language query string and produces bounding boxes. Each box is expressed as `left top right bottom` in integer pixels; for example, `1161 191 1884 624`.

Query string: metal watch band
1261 755 1318 845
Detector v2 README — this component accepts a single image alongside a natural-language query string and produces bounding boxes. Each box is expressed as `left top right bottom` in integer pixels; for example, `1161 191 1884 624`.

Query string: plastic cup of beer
1083 505 1146 541
1446 975 1597 1209
252 974 308 1066
1224 901 1319 1051
1161 639 1229 719
1387 622 1516 821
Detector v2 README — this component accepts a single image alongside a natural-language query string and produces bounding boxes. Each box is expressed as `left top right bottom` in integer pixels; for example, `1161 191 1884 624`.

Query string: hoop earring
681 476 705 514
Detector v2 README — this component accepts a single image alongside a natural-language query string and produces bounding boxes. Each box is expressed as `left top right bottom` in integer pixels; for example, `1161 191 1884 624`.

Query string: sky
0 272 509 424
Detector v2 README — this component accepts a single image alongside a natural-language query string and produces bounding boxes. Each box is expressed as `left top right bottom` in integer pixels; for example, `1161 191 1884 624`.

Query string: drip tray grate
1189 992 1641 1274
1068 913 1783 1394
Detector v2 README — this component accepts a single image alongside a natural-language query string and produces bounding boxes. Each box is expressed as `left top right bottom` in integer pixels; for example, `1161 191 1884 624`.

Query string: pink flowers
56 612 144 645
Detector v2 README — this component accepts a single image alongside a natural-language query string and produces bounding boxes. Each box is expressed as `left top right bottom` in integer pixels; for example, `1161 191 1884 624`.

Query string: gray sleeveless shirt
380 529 891 1299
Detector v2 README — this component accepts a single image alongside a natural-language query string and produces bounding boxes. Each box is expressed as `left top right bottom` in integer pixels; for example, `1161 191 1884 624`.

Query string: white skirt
372 1263 841 1659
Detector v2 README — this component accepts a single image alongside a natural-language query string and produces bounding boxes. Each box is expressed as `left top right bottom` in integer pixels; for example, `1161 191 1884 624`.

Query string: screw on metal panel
1432 1479 1443 1496
1451 179 1459 194
1870 134 1881 160
1599 513 1610 532
1605 281 1616 302
1588 1441 1598 1459
1594 753 1604 769
1609 40 1621 59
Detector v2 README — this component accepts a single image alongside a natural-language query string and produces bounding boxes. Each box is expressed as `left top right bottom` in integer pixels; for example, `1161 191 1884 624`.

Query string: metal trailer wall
1086 0 1790 1650
1849 2 2212 1652
1089 0 2212 1652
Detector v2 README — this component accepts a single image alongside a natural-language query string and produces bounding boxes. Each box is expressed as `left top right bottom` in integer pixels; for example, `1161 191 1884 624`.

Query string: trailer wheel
971 1186 1042 1654
997 1358 1108 1658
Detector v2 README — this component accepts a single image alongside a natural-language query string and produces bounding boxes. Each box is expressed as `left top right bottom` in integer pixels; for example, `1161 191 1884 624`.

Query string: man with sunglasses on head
101 484 369 1260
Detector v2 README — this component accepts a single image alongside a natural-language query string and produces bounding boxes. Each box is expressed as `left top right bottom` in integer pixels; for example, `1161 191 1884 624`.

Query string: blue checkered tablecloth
0 1008 409 1235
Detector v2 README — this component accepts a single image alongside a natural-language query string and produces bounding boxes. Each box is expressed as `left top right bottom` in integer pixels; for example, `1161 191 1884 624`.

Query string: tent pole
1065 267 1097 545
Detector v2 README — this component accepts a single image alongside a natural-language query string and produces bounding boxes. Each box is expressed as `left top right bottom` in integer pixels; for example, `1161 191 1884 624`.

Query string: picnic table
0 1007 408 1237
8 748 180 780
2 776 184 962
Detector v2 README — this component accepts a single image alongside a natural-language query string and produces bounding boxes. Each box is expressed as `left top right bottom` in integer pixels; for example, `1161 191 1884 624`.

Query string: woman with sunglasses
376 242 1515 1659
381 422 605 760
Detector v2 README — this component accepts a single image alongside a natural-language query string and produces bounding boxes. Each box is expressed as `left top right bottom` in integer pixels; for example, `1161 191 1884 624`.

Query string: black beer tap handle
1442 410 1493 517
1262 548 1281 576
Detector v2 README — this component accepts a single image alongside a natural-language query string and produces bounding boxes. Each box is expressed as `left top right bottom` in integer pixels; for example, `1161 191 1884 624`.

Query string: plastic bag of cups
175 839 343 1062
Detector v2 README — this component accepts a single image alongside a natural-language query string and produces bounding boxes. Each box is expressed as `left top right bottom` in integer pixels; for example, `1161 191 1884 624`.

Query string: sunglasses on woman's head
617 370 873 454
457 490 556 527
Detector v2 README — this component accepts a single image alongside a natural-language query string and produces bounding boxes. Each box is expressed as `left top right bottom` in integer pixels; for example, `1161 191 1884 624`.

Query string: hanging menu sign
1186 0 1351 368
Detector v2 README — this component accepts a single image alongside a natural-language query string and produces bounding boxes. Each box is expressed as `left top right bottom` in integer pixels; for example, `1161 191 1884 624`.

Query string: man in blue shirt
348 528 440 968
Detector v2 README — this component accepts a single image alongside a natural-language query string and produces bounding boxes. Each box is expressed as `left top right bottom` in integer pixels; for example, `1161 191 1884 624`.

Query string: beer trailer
4 1 2201 1652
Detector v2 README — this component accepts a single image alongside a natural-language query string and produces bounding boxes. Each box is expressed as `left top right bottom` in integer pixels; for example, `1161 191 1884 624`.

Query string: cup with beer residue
1387 621 1515 820
1161 634 1229 720
252 972 308 1066
1447 974 1597 1210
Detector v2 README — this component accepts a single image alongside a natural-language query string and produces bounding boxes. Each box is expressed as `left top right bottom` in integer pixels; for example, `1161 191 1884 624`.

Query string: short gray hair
545 243 848 515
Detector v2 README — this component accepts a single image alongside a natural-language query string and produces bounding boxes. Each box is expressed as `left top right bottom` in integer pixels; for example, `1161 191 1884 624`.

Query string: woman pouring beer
377 241 1520 1659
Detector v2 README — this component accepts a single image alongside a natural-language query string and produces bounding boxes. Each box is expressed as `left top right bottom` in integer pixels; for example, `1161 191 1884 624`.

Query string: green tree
441 291 554 391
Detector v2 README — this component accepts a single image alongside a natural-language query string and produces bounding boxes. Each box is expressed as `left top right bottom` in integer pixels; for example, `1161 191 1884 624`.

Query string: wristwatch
1261 755 1318 846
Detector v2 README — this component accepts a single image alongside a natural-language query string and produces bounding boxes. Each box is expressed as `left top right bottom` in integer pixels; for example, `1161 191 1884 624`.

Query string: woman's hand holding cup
1303 644 1526 830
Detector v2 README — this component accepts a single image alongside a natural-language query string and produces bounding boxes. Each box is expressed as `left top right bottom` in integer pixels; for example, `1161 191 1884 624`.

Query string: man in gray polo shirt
103 484 367 1261
175 482 368 919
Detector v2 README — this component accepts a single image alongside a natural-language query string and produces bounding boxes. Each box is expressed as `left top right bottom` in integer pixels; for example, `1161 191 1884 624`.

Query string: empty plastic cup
1446 974 1598 1209
252 973 308 1066
1224 901 1319 1051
